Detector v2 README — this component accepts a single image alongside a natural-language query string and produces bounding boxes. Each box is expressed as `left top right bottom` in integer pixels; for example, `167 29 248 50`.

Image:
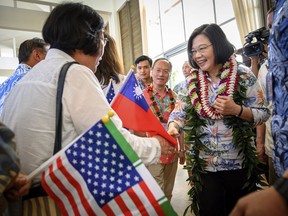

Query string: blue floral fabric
173 80 188 101
0 64 31 115
168 64 270 172
269 0 288 176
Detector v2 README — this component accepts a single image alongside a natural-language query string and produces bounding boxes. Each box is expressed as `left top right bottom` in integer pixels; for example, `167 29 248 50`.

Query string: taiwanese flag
111 70 177 147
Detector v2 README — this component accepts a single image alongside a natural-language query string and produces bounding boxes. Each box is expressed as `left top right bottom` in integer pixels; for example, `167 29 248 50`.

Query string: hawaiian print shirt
143 85 177 127
0 64 31 115
173 80 188 101
269 0 288 176
137 78 152 90
143 85 177 164
168 64 270 172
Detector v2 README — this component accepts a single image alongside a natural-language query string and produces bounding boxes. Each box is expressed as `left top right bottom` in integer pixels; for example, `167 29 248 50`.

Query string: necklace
184 55 264 215
147 85 175 123
187 55 238 119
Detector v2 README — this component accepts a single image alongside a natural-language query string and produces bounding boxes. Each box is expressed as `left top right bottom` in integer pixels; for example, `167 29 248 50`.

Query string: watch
273 177 288 205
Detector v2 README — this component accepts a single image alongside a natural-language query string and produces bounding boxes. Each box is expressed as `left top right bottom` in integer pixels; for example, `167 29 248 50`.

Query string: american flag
106 80 116 104
42 118 176 216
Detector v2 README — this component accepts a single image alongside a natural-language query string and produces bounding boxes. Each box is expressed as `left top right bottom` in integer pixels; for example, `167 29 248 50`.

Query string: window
168 51 188 88
183 0 214 39
142 0 243 88
159 0 185 50
215 0 235 25
145 0 163 57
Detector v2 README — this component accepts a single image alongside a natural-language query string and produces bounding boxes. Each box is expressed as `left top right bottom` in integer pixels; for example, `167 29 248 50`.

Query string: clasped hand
4 172 32 201
154 135 177 156
214 95 238 115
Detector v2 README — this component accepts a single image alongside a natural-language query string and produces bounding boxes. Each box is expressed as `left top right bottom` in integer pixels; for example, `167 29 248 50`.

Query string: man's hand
154 135 177 156
167 122 180 137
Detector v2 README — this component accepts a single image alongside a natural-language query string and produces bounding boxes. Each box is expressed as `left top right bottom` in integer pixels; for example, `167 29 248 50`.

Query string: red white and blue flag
42 118 176 216
105 79 116 104
111 71 177 146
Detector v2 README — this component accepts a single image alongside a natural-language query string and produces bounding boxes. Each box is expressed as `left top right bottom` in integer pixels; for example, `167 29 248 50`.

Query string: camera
243 27 270 57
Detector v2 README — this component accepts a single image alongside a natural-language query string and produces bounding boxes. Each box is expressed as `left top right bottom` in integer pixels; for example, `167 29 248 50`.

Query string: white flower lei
188 54 238 120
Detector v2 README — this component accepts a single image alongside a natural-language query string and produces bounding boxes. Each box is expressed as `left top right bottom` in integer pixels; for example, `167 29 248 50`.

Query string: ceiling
0 0 110 53
0 29 42 51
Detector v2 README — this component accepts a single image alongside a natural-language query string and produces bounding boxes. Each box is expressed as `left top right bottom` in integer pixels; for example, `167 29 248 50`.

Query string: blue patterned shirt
173 80 188 101
0 64 31 115
169 64 270 172
269 0 288 176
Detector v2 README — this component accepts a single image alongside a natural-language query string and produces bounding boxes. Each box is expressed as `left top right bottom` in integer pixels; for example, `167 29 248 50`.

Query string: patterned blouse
173 80 188 101
143 85 177 129
168 64 270 172
0 64 31 115
143 85 177 163
269 0 288 176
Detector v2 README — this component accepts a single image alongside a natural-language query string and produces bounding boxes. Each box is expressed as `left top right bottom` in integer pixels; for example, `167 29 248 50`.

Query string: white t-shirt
1 49 160 183
258 59 274 157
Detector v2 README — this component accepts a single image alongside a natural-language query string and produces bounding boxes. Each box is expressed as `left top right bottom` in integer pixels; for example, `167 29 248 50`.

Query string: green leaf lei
183 69 266 216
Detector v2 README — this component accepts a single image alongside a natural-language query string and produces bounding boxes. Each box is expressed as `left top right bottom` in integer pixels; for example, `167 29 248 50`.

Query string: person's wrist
178 149 186 154
236 105 243 117
172 122 180 132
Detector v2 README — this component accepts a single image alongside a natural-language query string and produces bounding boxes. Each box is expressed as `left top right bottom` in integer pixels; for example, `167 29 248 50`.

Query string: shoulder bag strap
53 61 79 155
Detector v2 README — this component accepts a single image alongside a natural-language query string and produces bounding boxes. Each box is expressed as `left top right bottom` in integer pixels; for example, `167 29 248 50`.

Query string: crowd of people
0 1 287 216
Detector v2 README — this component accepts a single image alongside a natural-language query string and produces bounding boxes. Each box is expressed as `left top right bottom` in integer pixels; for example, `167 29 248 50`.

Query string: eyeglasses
102 38 109 46
191 44 212 56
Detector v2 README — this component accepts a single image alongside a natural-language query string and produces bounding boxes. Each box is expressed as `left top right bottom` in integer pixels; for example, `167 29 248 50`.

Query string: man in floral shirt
173 60 193 101
142 58 184 201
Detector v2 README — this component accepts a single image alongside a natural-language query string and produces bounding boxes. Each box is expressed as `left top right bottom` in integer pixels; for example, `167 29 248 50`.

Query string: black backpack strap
53 61 79 155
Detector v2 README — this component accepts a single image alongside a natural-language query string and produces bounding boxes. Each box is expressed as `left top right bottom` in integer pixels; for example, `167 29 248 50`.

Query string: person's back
270 0 288 177
0 38 48 115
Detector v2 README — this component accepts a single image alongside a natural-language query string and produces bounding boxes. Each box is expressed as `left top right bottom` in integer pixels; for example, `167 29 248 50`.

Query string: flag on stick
111 70 177 147
41 113 176 216
105 79 116 104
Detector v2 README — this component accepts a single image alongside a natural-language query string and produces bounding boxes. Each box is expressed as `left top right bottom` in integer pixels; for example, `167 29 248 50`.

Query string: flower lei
183 55 265 216
187 55 238 119
147 85 175 123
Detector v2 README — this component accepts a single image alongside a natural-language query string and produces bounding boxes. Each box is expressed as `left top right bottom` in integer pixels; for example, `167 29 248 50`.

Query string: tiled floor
170 164 194 216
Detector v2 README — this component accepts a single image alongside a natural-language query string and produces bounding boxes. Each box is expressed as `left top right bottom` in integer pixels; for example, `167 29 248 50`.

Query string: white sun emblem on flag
133 84 143 100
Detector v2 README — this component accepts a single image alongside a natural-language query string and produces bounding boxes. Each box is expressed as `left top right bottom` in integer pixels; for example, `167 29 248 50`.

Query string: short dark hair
187 24 235 69
42 2 104 56
18 37 48 63
134 55 152 67
152 57 172 72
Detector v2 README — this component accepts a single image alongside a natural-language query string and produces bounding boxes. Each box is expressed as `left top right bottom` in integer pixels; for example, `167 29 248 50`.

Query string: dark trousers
199 169 250 216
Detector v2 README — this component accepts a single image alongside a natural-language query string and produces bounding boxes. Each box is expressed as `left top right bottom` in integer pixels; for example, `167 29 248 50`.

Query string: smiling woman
168 23 270 216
